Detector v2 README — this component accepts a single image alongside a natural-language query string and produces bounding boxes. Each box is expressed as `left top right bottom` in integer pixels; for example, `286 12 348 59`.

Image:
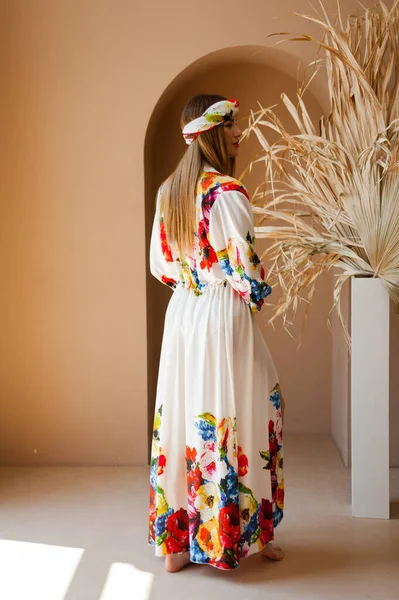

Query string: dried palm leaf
243 0 399 344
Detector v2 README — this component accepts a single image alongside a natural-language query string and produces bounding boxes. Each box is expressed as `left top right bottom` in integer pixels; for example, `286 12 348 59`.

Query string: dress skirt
148 282 284 570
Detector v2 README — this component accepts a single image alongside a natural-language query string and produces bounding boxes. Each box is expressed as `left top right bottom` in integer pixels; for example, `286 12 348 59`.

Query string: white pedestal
351 277 390 519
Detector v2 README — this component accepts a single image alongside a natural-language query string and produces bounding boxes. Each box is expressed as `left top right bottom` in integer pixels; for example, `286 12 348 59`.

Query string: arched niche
144 45 330 460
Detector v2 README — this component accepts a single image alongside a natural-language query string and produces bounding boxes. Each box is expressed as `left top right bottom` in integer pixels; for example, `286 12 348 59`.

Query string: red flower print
186 446 197 465
221 181 249 200
158 454 166 476
187 466 202 501
198 518 222 560
221 428 229 450
188 503 200 537
219 503 240 549
237 446 248 477
161 275 176 288
148 516 156 543
217 418 230 455
235 244 242 266
198 217 209 238
259 498 274 545
260 265 265 280
268 420 280 500
160 219 173 263
210 554 239 570
148 486 156 543
200 172 218 194
201 458 216 478
165 508 189 553
269 420 279 456
201 529 212 549
198 220 218 271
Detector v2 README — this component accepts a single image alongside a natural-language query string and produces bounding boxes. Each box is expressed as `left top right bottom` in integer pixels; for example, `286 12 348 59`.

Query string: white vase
351 277 390 519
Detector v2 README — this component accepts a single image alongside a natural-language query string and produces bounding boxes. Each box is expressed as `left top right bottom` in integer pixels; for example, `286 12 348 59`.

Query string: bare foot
262 542 284 561
165 552 191 573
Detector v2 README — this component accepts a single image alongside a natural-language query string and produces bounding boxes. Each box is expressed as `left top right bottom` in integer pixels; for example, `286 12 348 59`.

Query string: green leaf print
250 527 261 545
156 486 169 509
236 265 245 278
259 450 272 470
156 531 168 546
238 482 256 502
205 113 222 124
198 412 216 426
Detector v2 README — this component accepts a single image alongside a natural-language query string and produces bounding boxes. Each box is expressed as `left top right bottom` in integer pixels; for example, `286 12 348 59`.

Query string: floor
1 435 398 600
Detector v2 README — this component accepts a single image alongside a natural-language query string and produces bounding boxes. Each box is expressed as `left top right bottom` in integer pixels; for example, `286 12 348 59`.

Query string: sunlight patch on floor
0 539 84 600
99 562 154 600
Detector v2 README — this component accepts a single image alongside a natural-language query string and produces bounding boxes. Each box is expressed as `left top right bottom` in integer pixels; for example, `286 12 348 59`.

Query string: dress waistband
175 279 227 291
204 280 227 288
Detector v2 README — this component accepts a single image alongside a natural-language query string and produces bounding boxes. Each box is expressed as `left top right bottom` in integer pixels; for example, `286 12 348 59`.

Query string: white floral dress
148 164 284 570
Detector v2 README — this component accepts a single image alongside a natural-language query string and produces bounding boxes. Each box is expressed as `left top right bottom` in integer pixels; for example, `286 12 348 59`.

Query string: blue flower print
190 538 209 563
154 507 173 537
194 419 217 442
247 276 271 304
270 390 281 410
218 256 234 277
220 463 239 506
150 460 158 490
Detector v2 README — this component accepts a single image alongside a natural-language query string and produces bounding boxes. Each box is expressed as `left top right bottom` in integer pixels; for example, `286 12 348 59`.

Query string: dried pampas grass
242 0 399 343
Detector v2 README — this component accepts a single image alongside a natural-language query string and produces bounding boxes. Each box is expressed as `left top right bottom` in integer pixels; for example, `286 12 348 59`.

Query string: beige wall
0 0 396 465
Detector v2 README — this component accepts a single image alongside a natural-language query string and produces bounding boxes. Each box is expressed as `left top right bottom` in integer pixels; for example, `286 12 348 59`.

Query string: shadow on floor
146 541 397 600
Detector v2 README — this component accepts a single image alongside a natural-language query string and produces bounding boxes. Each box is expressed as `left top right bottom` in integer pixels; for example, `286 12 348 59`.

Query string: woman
148 94 285 573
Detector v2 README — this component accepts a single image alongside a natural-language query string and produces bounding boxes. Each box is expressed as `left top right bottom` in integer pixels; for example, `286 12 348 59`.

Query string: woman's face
223 118 242 158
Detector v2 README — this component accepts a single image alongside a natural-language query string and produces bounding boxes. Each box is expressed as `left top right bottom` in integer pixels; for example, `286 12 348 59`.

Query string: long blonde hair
161 94 236 257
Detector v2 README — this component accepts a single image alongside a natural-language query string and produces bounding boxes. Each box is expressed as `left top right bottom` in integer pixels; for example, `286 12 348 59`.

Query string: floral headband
182 99 239 145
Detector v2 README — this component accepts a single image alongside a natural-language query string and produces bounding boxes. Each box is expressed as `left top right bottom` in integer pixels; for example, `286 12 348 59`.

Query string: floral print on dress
149 384 284 571
149 405 190 554
159 218 174 263
195 173 250 276
186 408 280 569
161 275 177 289
177 256 207 296
216 236 271 313
260 384 284 527
198 219 218 271
150 169 271 312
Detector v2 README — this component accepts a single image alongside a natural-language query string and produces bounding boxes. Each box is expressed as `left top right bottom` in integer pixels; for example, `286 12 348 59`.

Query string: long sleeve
149 190 178 289
209 186 271 312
